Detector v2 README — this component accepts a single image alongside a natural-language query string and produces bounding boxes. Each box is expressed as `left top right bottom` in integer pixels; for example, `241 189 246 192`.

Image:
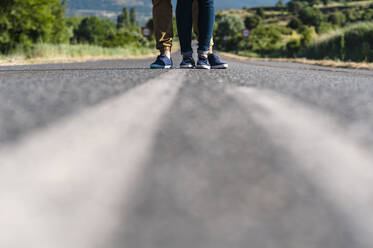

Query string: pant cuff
181 50 193 55
197 49 209 55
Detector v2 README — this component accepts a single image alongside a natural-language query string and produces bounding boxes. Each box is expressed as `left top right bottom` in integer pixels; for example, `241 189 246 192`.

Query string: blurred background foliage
214 0 373 62
0 0 373 62
0 0 154 57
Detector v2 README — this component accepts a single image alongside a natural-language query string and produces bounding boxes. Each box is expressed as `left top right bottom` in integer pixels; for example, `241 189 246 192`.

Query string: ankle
161 49 171 58
164 52 171 59
198 54 208 58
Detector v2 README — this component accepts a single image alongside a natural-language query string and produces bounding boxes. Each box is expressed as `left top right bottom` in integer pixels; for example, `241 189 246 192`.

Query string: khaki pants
152 0 214 53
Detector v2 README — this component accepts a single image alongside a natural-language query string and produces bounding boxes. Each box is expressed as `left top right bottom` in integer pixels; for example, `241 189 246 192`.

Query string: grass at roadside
220 52 373 70
0 43 158 66
299 22 373 62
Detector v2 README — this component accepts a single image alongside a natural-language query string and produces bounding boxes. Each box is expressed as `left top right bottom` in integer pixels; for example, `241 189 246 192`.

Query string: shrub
328 12 346 26
299 22 373 62
317 22 335 34
298 7 324 27
248 25 282 51
244 15 261 30
300 26 314 46
287 1 306 14
344 8 361 22
277 26 293 35
322 0 330 6
256 8 265 18
75 16 115 45
102 31 148 48
286 39 301 57
276 0 284 8
288 18 303 30
363 10 373 21
310 0 321 7
214 14 245 51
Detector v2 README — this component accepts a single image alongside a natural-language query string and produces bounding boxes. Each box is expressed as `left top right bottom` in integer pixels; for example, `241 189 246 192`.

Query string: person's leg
197 0 214 56
192 0 213 54
176 0 193 57
193 0 228 69
152 0 173 58
150 0 173 68
194 0 214 69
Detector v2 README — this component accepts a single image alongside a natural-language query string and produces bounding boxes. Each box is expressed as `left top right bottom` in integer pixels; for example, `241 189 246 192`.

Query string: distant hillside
66 0 290 24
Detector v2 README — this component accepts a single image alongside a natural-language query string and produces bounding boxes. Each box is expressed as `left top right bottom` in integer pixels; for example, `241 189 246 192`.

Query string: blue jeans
176 0 215 55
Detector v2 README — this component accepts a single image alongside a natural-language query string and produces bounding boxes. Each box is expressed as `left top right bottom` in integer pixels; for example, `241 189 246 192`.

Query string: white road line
231 87 373 247
0 71 184 248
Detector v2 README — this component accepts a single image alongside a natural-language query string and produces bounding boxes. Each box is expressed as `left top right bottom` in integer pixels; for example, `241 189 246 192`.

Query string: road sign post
223 36 228 51
242 29 250 52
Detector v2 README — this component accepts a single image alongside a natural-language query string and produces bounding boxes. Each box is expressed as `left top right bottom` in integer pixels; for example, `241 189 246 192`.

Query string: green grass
299 22 373 62
0 43 155 63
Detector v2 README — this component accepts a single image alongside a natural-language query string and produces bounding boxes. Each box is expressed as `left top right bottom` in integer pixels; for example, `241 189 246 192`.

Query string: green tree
287 18 303 30
244 15 261 30
145 18 154 32
298 7 323 27
76 16 115 45
256 8 265 18
66 16 84 44
344 8 361 22
328 12 346 26
51 0 70 43
362 10 373 21
215 14 245 38
286 39 301 57
214 14 245 50
322 0 330 6
276 0 284 8
309 0 320 7
317 22 334 34
248 25 282 51
102 31 148 48
0 0 69 53
300 26 314 46
129 8 138 26
287 1 305 14
117 7 130 30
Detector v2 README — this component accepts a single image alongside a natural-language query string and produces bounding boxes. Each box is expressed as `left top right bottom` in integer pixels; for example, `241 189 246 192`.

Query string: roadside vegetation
0 0 155 63
212 0 373 63
0 43 155 65
1 0 372 65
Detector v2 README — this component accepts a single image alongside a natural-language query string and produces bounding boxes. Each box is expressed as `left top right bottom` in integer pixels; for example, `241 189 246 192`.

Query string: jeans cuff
197 49 209 55
181 50 193 55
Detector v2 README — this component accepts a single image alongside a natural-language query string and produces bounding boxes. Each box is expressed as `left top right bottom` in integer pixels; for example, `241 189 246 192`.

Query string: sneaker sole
150 65 172 69
211 64 228 69
196 65 211 70
180 64 195 69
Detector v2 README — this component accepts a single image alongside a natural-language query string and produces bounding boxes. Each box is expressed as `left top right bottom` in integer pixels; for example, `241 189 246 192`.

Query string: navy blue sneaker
180 56 195 69
196 56 211 70
150 55 173 69
208 53 228 69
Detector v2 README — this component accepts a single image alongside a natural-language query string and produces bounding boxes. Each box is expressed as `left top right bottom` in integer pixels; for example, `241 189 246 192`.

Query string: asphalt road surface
1 55 373 248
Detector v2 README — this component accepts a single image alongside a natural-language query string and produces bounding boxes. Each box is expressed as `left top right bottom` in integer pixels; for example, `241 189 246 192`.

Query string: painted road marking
0 71 185 248
232 87 373 247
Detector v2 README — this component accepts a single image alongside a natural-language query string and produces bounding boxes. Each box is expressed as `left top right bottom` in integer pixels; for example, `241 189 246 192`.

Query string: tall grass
299 22 373 62
0 43 156 63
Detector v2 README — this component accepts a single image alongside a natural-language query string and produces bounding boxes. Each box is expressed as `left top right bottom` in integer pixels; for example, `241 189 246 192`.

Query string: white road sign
242 29 250 38
142 27 151 37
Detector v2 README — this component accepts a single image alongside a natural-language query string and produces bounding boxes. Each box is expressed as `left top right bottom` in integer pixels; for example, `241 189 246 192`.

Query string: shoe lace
199 56 208 63
183 56 194 63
